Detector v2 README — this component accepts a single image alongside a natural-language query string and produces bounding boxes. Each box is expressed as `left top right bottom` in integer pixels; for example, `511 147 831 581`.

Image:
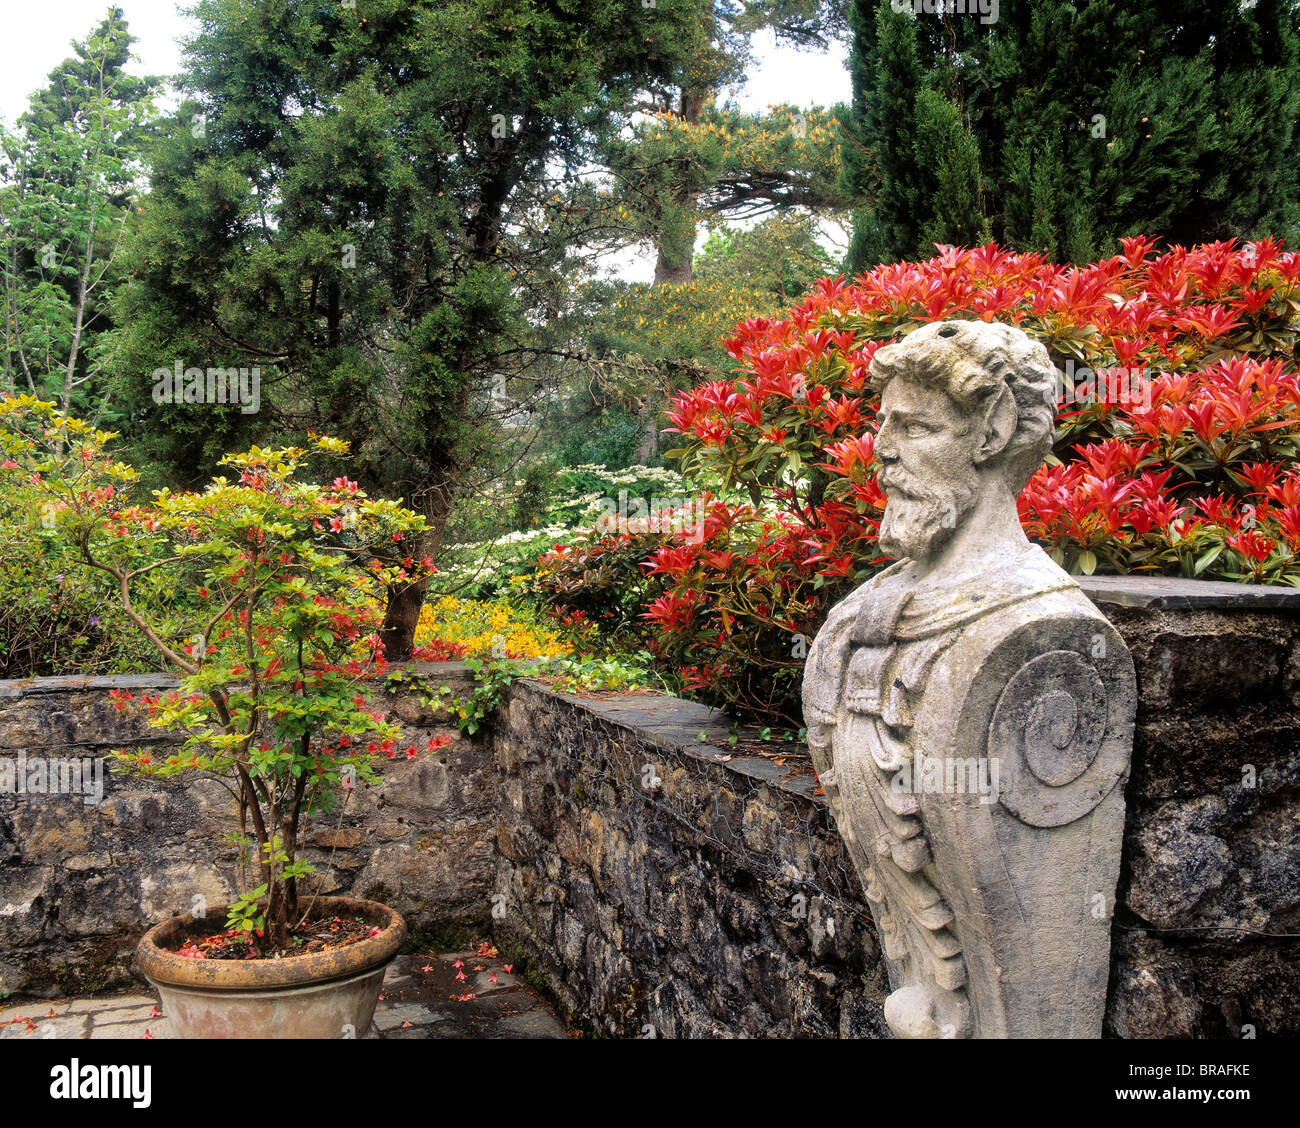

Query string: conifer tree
604 0 848 285
105 0 699 656
0 7 158 413
843 0 1300 268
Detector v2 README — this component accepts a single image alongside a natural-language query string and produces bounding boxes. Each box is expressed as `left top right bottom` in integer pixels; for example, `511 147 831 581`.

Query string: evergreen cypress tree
913 87 988 250
839 0 884 271
843 0 1300 267
842 1 928 269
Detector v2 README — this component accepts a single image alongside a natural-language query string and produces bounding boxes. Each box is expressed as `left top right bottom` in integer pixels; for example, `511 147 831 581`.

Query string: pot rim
136 896 406 992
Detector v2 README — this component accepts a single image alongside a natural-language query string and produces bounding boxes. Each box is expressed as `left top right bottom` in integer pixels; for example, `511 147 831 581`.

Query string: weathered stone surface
310 827 366 849
1100 599 1300 1036
0 669 490 994
11 800 97 858
381 758 451 812
493 681 891 1039
354 826 496 931
139 862 233 924
1081 574 1300 611
1106 961 1203 1038
1125 798 1234 928
0 677 180 750
804 321 1135 1038
0 866 53 946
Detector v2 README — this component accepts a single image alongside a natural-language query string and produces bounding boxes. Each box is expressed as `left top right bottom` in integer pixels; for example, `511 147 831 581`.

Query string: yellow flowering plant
413 594 572 661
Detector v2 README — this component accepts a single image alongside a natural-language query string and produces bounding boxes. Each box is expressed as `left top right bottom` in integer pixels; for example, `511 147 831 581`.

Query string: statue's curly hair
869 319 1058 490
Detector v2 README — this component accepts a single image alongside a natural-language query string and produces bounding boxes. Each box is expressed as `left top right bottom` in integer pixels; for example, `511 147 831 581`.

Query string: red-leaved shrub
535 238 1300 724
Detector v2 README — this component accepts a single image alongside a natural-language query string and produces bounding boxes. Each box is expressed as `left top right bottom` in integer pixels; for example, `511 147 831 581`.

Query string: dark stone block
1081 574 1300 610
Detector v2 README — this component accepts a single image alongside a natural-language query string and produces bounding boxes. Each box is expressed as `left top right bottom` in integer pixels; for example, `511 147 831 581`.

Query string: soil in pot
173 911 379 961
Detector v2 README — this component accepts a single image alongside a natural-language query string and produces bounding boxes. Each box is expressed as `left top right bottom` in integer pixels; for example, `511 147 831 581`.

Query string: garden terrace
2 577 1299 1037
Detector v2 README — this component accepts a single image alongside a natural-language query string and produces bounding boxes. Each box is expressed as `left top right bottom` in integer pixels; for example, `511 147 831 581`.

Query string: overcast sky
1 2 852 280
0 1 188 119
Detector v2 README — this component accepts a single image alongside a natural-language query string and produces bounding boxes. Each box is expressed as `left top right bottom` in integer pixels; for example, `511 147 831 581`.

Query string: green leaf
1194 544 1225 576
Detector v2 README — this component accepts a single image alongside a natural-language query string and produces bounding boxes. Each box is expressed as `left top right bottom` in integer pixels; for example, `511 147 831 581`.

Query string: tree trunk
379 574 427 663
651 87 709 287
635 418 659 463
380 483 454 661
55 203 98 453
380 115 545 661
653 244 694 285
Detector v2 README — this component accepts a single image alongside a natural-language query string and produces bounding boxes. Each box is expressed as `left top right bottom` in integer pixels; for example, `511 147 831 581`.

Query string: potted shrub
1 396 443 1038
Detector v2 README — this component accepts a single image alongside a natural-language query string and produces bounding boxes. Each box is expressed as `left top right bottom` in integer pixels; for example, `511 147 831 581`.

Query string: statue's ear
974 384 1018 464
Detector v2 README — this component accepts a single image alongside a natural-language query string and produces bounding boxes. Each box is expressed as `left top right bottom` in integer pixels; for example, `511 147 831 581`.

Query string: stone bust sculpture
804 319 1136 1039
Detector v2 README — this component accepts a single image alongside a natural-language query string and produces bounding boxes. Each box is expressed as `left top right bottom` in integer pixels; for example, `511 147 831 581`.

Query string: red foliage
540 239 1300 723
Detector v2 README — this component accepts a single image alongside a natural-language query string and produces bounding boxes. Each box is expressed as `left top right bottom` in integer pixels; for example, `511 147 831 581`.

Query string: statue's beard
877 466 978 560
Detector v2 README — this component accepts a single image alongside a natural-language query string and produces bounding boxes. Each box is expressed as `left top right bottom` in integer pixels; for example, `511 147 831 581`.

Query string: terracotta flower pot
136 896 406 1039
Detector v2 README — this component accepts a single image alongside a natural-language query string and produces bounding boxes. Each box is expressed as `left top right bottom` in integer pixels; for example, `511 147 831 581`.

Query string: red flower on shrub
536 238 1300 724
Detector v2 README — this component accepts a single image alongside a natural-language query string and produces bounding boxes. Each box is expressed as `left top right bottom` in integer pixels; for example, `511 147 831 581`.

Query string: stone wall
491 577 1300 1038
0 666 494 997
3 577 1299 1036
493 686 889 1037
1084 578 1300 1038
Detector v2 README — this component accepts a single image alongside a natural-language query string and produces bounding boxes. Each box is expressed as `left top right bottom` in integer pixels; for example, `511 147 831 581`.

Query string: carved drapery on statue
803 320 1136 1039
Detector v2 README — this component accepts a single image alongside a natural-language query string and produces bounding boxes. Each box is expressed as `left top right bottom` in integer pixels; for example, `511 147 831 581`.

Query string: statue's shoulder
1000 541 1071 587
950 542 1097 618
1006 543 1105 618
922 544 1134 716
824 558 911 618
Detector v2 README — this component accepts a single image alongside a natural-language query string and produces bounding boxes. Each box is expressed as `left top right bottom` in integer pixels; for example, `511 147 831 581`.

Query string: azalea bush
0 502 169 678
0 434 193 676
0 395 443 952
533 238 1300 725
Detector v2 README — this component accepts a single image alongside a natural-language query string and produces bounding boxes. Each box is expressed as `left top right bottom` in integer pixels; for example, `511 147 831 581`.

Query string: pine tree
603 0 848 285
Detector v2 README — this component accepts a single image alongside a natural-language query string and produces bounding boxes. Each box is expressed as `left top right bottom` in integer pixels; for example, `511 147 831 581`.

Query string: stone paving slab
373 947 569 1039
0 946 570 1040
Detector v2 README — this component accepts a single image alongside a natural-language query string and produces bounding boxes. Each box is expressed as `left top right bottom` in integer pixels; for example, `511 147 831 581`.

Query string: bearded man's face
875 374 982 561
